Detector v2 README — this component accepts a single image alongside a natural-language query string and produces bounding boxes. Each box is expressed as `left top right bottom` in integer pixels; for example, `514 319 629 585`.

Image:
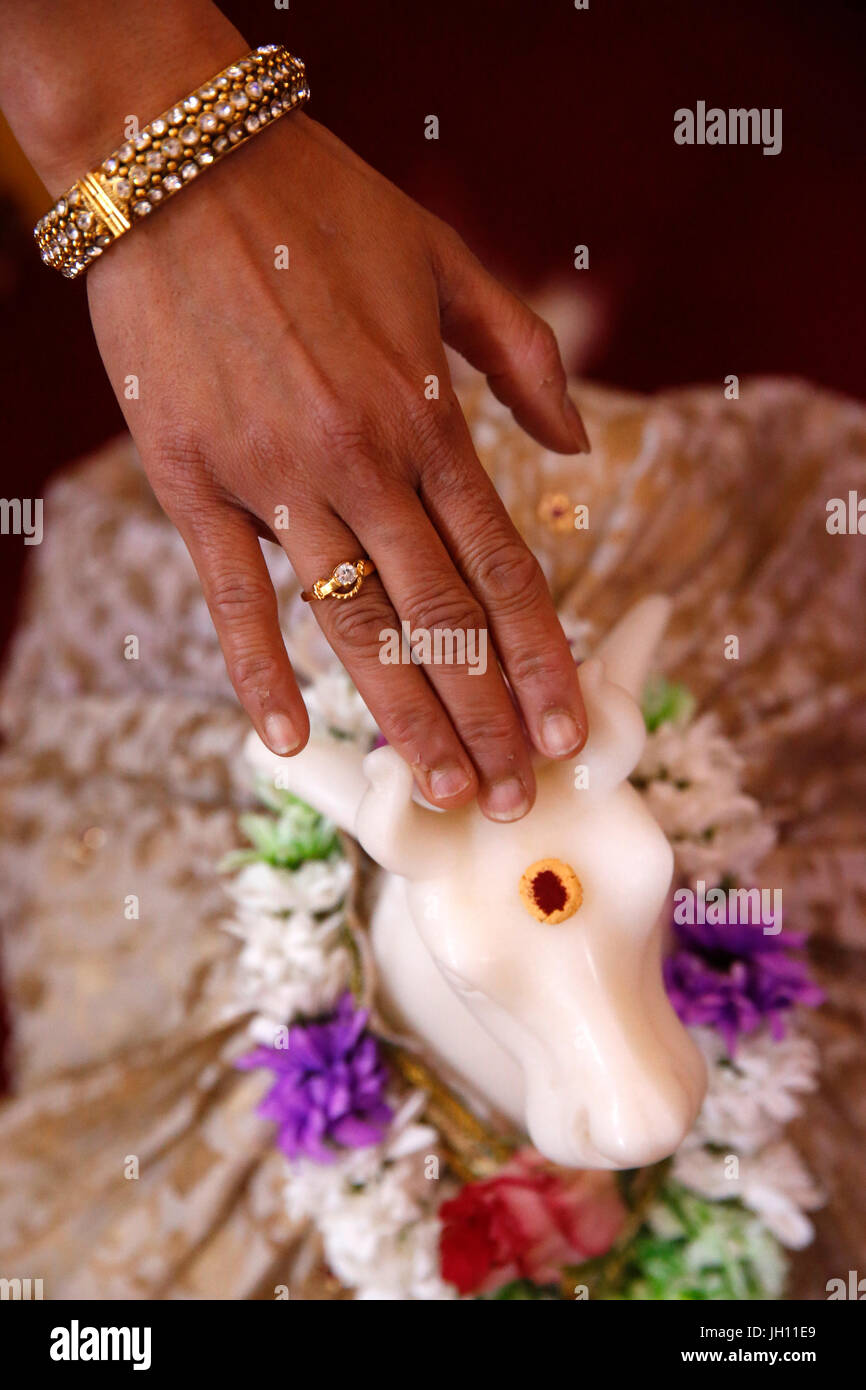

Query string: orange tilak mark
518 858 583 924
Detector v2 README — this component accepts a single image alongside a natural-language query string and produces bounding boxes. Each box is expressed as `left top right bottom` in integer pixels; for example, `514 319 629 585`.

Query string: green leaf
642 677 696 732
611 1184 787 1301
485 1279 560 1300
225 780 341 870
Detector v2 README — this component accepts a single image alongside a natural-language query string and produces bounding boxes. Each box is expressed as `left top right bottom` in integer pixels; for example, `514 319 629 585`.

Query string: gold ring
301 558 377 602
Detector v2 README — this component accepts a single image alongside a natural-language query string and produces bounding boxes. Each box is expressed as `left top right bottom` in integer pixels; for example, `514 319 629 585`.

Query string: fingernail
430 764 472 800
264 712 299 755
485 777 530 822
540 709 583 757
562 394 591 453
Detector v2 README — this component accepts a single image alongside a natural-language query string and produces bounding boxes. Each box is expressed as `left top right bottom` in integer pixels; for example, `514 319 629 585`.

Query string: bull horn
592 595 672 701
568 657 648 796
243 729 368 835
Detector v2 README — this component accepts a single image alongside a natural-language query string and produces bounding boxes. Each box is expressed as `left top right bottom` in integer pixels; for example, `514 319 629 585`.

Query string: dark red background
0 0 863 661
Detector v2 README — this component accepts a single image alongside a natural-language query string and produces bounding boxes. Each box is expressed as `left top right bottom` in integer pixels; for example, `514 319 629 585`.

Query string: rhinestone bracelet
34 44 309 279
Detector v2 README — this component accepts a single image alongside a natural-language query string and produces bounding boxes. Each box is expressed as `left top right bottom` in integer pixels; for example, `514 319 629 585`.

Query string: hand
85 109 590 821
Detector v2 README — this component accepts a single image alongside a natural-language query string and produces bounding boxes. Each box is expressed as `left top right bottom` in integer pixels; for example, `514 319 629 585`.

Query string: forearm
0 0 245 192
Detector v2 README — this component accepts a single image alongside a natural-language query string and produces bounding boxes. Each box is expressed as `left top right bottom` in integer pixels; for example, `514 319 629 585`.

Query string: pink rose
439 1148 626 1295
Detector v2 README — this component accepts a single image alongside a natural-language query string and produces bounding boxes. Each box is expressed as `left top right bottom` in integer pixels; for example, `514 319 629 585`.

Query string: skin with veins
0 0 593 827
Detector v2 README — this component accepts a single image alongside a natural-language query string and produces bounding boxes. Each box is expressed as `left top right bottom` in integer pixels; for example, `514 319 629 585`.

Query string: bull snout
522 1029 705 1170
584 1066 703 1168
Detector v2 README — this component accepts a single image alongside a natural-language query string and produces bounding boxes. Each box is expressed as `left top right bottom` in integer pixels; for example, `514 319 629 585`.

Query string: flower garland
220 665 824 1300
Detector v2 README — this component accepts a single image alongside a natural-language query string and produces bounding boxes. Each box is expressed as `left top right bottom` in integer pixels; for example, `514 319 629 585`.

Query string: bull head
245 597 706 1167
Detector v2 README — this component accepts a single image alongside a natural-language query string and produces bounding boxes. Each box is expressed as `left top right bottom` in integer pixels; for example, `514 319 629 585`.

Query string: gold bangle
34 44 309 279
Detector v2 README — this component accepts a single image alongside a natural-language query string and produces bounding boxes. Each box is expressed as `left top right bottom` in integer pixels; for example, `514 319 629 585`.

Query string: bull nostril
519 857 583 924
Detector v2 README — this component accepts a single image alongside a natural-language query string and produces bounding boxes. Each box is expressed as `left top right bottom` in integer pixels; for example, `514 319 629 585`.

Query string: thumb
429 222 590 454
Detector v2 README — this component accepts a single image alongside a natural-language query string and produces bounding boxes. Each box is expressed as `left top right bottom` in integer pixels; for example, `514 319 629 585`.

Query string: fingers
415 410 587 764
177 506 310 757
282 510 482 814
430 221 590 454
342 485 538 822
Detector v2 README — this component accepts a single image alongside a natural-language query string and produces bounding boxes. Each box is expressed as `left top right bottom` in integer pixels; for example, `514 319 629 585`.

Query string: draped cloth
0 377 863 1298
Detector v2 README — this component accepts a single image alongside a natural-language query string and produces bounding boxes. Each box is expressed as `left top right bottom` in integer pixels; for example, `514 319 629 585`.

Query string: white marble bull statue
245 596 706 1168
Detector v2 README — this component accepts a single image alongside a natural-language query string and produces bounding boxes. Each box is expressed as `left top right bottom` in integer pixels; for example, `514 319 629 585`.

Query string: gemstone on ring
300 557 375 602
334 562 359 588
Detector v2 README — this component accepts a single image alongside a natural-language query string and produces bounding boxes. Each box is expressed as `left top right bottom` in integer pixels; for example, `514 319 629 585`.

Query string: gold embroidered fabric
0 377 863 1298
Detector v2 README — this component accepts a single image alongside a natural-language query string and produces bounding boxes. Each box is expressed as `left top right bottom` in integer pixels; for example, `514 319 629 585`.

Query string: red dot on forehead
531 869 568 916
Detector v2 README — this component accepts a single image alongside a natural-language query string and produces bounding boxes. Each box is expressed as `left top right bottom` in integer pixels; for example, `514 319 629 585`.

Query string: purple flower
664 906 824 1053
237 994 392 1162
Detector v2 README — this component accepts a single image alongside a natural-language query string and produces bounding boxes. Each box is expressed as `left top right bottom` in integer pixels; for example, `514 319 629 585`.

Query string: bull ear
358 747 456 879
243 730 368 835
564 658 647 796
592 595 672 701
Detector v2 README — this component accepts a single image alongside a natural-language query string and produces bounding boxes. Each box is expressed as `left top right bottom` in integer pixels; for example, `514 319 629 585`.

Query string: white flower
223 856 355 1030
635 714 776 884
227 857 353 916
304 671 379 743
323 1175 451 1301
683 1026 819 1155
674 983 822 1255
283 1093 436 1219
673 1140 823 1249
284 1093 456 1300
639 713 742 786
228 906 352 1032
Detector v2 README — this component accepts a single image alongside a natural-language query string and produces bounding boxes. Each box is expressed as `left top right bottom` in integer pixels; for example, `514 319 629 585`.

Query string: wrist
0 1 246 194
